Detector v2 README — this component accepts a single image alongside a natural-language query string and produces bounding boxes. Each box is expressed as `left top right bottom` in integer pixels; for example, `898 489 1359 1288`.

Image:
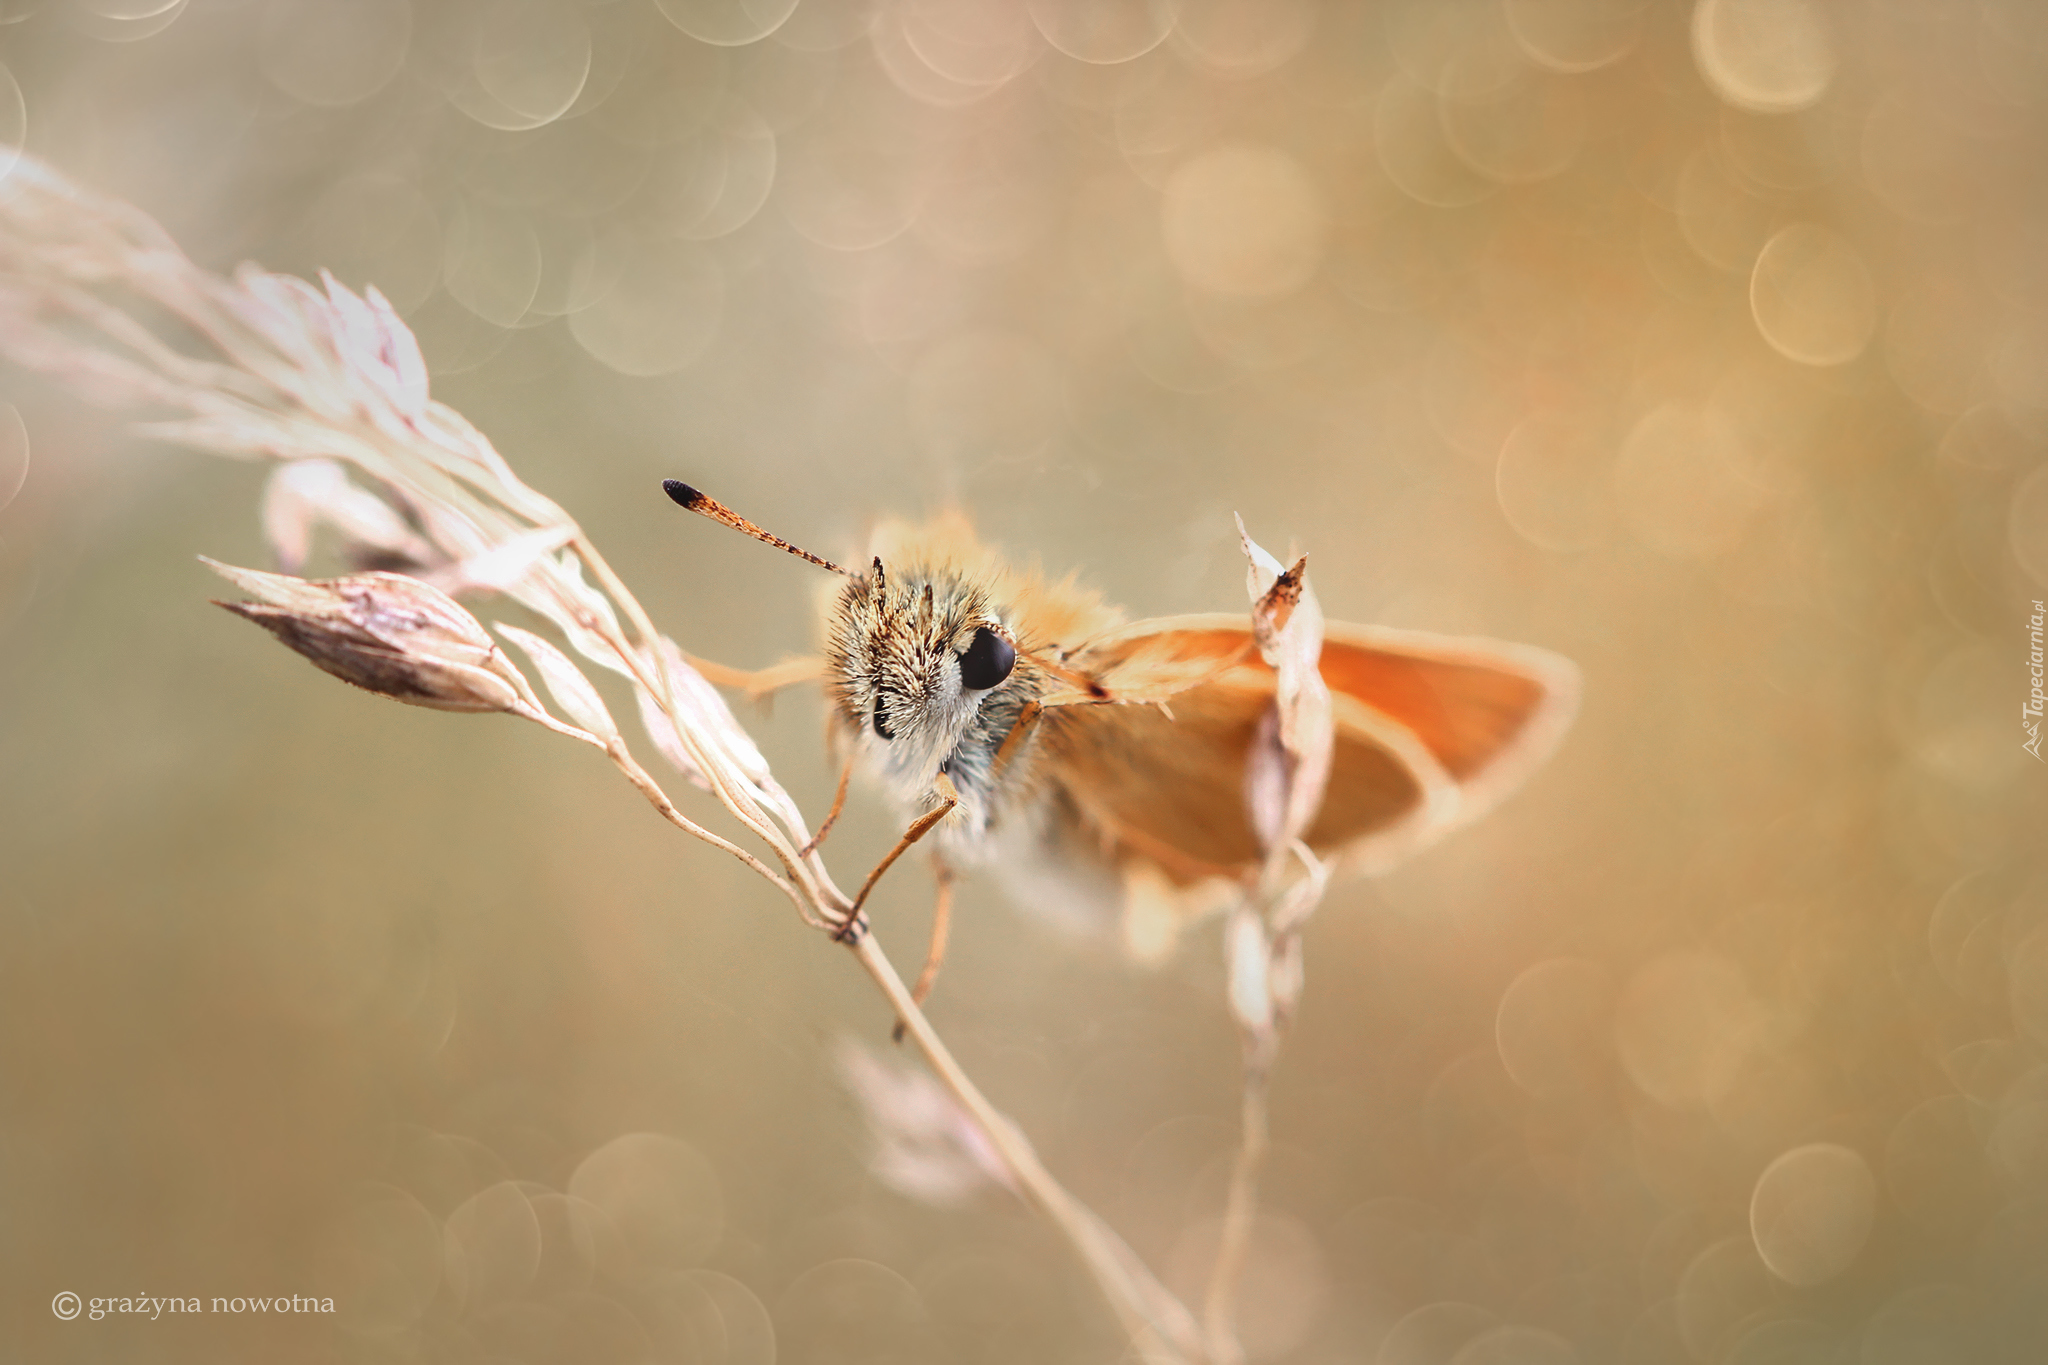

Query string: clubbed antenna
662 480 849 576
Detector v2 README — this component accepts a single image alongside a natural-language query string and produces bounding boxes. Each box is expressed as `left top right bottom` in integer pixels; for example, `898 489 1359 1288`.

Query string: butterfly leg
987 700 1045 783
892 856 957 1044
834 772 960 942
686 652 823 704
800 753 854 858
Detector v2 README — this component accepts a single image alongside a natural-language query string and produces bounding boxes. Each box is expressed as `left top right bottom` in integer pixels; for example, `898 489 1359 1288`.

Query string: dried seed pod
205 558 536 715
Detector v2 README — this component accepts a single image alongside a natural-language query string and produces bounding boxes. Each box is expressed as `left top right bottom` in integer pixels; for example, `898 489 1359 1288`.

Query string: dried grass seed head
206 558 534 714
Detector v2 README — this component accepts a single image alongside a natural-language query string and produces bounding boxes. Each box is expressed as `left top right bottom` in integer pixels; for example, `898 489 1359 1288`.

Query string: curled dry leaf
1252 555 1306 650
204 558 538 715
1235 517 1334 855
496 623 619 742
834 1037 1013 1208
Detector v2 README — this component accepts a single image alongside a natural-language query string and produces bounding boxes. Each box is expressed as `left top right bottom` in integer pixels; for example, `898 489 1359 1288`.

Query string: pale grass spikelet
308 270 431 427
633 658 717 793
496 623 620 743
261 459 435 575
419 523 580 596
632 635 779 797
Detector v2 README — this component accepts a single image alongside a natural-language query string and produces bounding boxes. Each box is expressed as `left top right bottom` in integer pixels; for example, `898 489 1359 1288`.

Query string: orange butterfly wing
1036 614 1578 884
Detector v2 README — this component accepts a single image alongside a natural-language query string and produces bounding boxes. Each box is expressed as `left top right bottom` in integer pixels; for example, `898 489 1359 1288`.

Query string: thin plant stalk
853 931 1209 1361
0 150 1218 1365
1204 1066 1271 1365
1199 531 1339 1364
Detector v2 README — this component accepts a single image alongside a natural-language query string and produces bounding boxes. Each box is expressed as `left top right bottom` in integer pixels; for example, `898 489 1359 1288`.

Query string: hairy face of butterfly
823 558 1023 800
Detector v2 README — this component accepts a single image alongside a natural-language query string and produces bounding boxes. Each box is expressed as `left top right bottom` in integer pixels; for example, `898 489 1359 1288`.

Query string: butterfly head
661 480 1034 801
825 557 1018 773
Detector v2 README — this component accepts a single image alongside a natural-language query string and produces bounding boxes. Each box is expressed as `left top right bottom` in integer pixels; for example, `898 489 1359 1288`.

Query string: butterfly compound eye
958 627 1016 690
872 692 896 740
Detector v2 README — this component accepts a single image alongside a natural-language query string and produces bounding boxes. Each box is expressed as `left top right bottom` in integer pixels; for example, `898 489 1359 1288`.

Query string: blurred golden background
2 0 2046 1361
